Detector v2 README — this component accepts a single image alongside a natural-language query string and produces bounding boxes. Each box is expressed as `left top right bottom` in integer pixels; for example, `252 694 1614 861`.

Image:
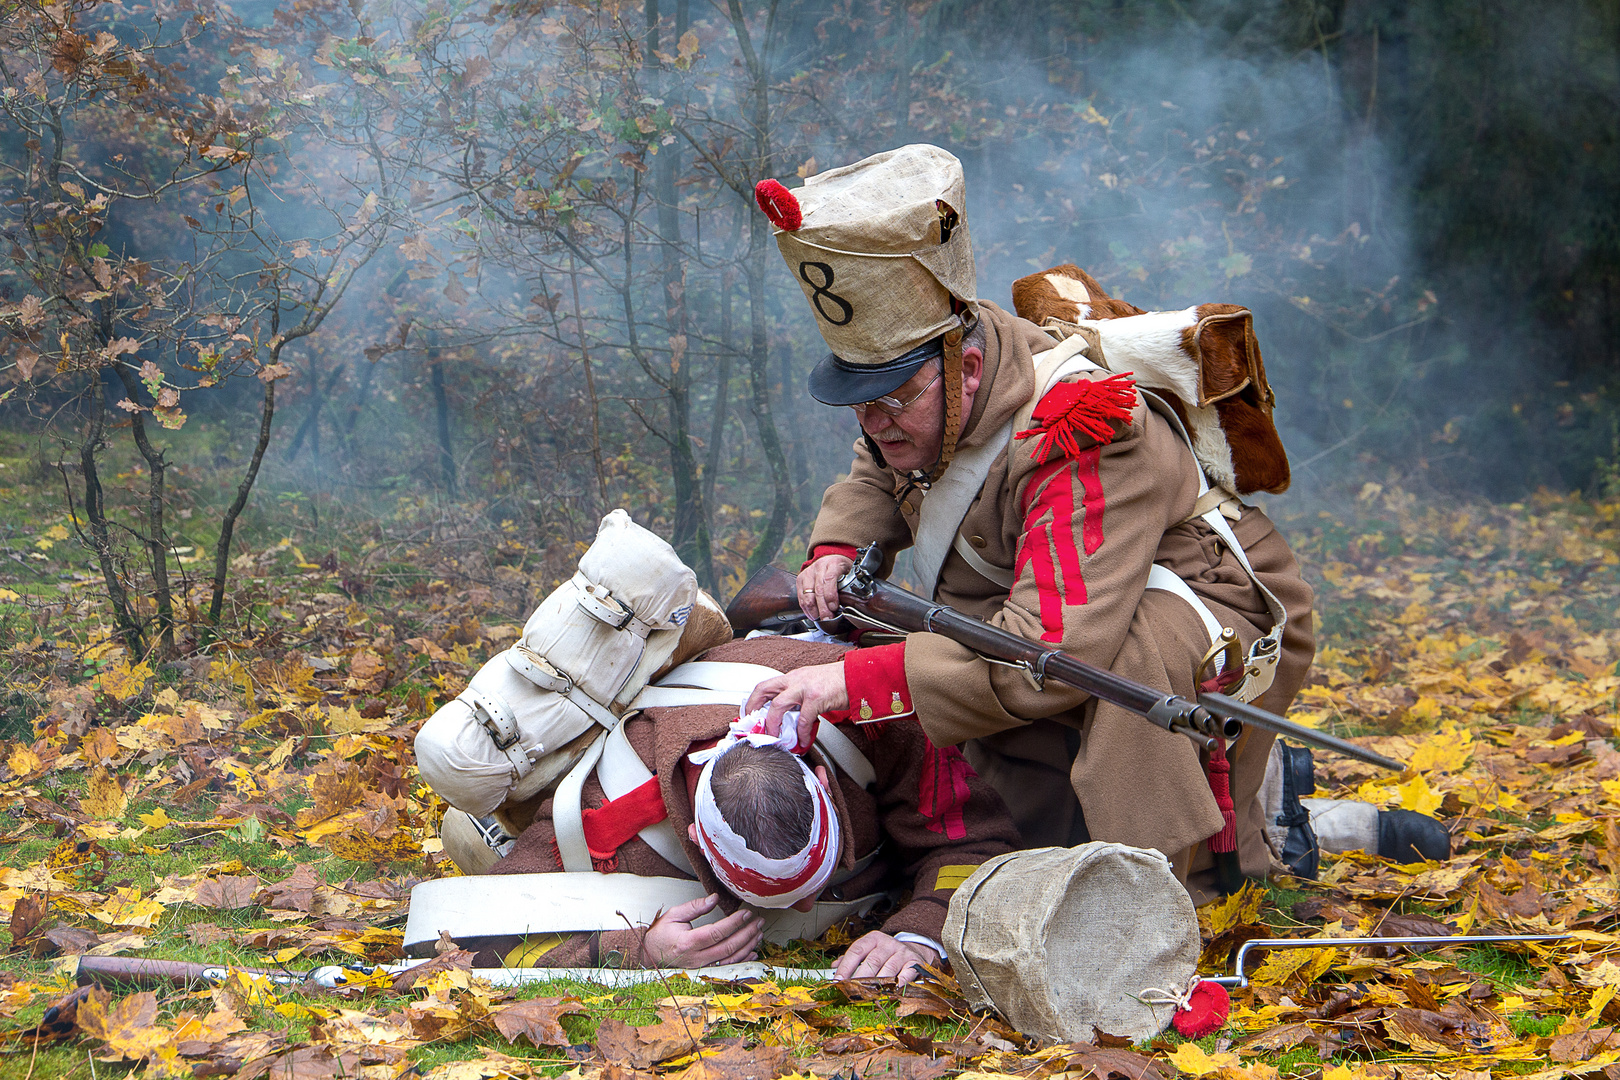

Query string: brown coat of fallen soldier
467 638 1021 981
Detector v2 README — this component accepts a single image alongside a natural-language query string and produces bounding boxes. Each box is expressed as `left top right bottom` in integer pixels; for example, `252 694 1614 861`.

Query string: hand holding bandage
743 662 846 752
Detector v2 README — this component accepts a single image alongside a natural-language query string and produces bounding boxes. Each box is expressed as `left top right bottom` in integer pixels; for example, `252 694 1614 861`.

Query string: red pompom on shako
1014 374 1137 463
755 179 802 232
1171 979 1230 1038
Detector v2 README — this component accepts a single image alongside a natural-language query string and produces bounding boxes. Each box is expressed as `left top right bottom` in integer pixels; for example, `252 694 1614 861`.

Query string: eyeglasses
850 366 941 418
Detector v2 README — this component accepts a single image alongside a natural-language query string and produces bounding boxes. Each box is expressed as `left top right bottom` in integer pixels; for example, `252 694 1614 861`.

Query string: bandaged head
687 712 842 909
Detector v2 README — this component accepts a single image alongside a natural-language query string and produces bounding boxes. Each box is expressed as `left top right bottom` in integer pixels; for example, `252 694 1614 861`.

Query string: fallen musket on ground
74 955 840 990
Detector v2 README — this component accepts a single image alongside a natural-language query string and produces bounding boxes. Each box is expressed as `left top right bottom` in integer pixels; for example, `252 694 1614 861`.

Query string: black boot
1274 743 1320 880
1377 809 1451 863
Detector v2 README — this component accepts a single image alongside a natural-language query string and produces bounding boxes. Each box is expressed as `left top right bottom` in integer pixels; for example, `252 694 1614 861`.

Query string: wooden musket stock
724 545 1401 771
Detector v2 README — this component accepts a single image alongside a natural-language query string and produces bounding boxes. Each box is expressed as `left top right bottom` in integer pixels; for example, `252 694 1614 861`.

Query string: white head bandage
687 709 842 908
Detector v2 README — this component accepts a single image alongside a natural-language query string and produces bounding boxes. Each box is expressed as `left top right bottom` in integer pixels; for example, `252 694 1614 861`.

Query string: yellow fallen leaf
97 658 153 702
1250 946 1332 988
137 807 172 829
1398 772 1443 817
6 743 42 778
83 766 130 820
92 887 165 928
1168 1043 1241 1076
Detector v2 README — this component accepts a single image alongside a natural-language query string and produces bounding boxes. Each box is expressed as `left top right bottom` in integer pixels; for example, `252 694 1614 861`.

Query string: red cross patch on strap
1014 373 1136 464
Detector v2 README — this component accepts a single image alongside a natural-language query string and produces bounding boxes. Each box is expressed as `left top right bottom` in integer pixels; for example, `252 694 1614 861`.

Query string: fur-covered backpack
1011 264 1290 495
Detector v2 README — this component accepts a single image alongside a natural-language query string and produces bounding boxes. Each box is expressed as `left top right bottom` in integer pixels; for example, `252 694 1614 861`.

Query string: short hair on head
708 744 815 859
962 315 987 354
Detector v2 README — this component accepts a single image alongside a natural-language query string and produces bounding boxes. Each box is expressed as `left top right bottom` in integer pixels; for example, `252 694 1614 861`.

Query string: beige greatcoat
808 302 1315 900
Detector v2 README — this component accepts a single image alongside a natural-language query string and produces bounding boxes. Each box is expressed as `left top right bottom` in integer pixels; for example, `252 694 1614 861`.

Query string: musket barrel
837 559 1403 772
1199 693 1401 771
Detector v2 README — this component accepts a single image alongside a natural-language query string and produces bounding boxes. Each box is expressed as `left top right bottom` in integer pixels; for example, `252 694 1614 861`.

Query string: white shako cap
686 709 843 909
758 144 979 406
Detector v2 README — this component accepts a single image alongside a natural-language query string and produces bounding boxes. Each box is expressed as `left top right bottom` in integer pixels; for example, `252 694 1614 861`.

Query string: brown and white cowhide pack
1010 264 1291 495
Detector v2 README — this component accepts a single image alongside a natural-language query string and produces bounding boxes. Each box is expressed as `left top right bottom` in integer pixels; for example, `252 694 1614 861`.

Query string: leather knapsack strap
929 323 967 484
505 645 621 730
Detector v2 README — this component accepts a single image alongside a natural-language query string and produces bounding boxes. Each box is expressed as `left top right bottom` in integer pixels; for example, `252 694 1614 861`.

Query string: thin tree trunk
430 350 458 498
77 378 144 655
568 255 609 508
649 0 714 589
744 209 792 574
113 364 175 659
210 377 276 623
341 359 377 458
779 339 812 517
726 0 793 573
287 359 347 459
703 266 735 512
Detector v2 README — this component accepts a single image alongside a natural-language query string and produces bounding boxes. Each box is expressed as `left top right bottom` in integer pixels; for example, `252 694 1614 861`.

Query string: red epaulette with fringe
1014 373 1137 463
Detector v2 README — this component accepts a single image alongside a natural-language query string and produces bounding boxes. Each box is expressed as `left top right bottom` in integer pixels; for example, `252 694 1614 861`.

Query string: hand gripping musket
725 544 1402 771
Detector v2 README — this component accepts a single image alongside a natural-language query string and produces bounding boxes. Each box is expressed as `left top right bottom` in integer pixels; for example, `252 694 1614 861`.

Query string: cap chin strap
922 321 966 486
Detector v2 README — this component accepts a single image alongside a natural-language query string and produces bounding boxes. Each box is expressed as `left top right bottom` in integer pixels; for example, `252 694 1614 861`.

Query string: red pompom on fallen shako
1171 979 1230 1039
755 179 802 232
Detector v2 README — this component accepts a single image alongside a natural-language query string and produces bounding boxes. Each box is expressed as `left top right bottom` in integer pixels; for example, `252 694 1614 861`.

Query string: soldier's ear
688 823 699 843
961 346 984 397
813 765 831 790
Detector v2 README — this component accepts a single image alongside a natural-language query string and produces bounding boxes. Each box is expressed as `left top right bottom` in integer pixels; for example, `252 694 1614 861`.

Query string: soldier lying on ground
440 636 1021 982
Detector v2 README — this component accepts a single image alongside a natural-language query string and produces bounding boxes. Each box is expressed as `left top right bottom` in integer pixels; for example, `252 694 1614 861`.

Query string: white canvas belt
403 873 889 958
1144 565 1224 646
925 336 1283 704
912 417 1015 599
457 684 539 779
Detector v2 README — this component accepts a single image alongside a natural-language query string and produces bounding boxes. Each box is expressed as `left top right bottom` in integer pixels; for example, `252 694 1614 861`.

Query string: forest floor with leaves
2 462 1619 1080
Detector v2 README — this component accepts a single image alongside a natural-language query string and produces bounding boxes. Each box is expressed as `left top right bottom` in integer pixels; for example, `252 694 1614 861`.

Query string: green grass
1454 946 1543 991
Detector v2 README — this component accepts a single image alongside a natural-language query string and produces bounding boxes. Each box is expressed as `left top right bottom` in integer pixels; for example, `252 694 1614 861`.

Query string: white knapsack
415 510 700 818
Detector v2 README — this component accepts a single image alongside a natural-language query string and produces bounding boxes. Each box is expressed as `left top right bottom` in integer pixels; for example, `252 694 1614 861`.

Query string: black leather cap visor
807 337 944 406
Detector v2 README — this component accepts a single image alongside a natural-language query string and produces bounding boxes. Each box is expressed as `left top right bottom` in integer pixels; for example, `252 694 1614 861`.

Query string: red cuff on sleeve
841 642 913 724
802 543 860 571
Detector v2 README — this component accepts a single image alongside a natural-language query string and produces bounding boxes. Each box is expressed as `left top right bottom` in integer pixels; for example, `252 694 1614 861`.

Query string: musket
72 954 838 990
725 545 1402 771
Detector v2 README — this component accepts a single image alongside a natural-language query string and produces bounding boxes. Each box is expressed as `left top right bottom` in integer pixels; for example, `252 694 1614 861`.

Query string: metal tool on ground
74 955 838 990
1205 932 1578 988
726 546 1402 770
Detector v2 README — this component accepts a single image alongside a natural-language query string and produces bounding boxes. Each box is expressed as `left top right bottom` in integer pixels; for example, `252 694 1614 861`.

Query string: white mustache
872 429 912 444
